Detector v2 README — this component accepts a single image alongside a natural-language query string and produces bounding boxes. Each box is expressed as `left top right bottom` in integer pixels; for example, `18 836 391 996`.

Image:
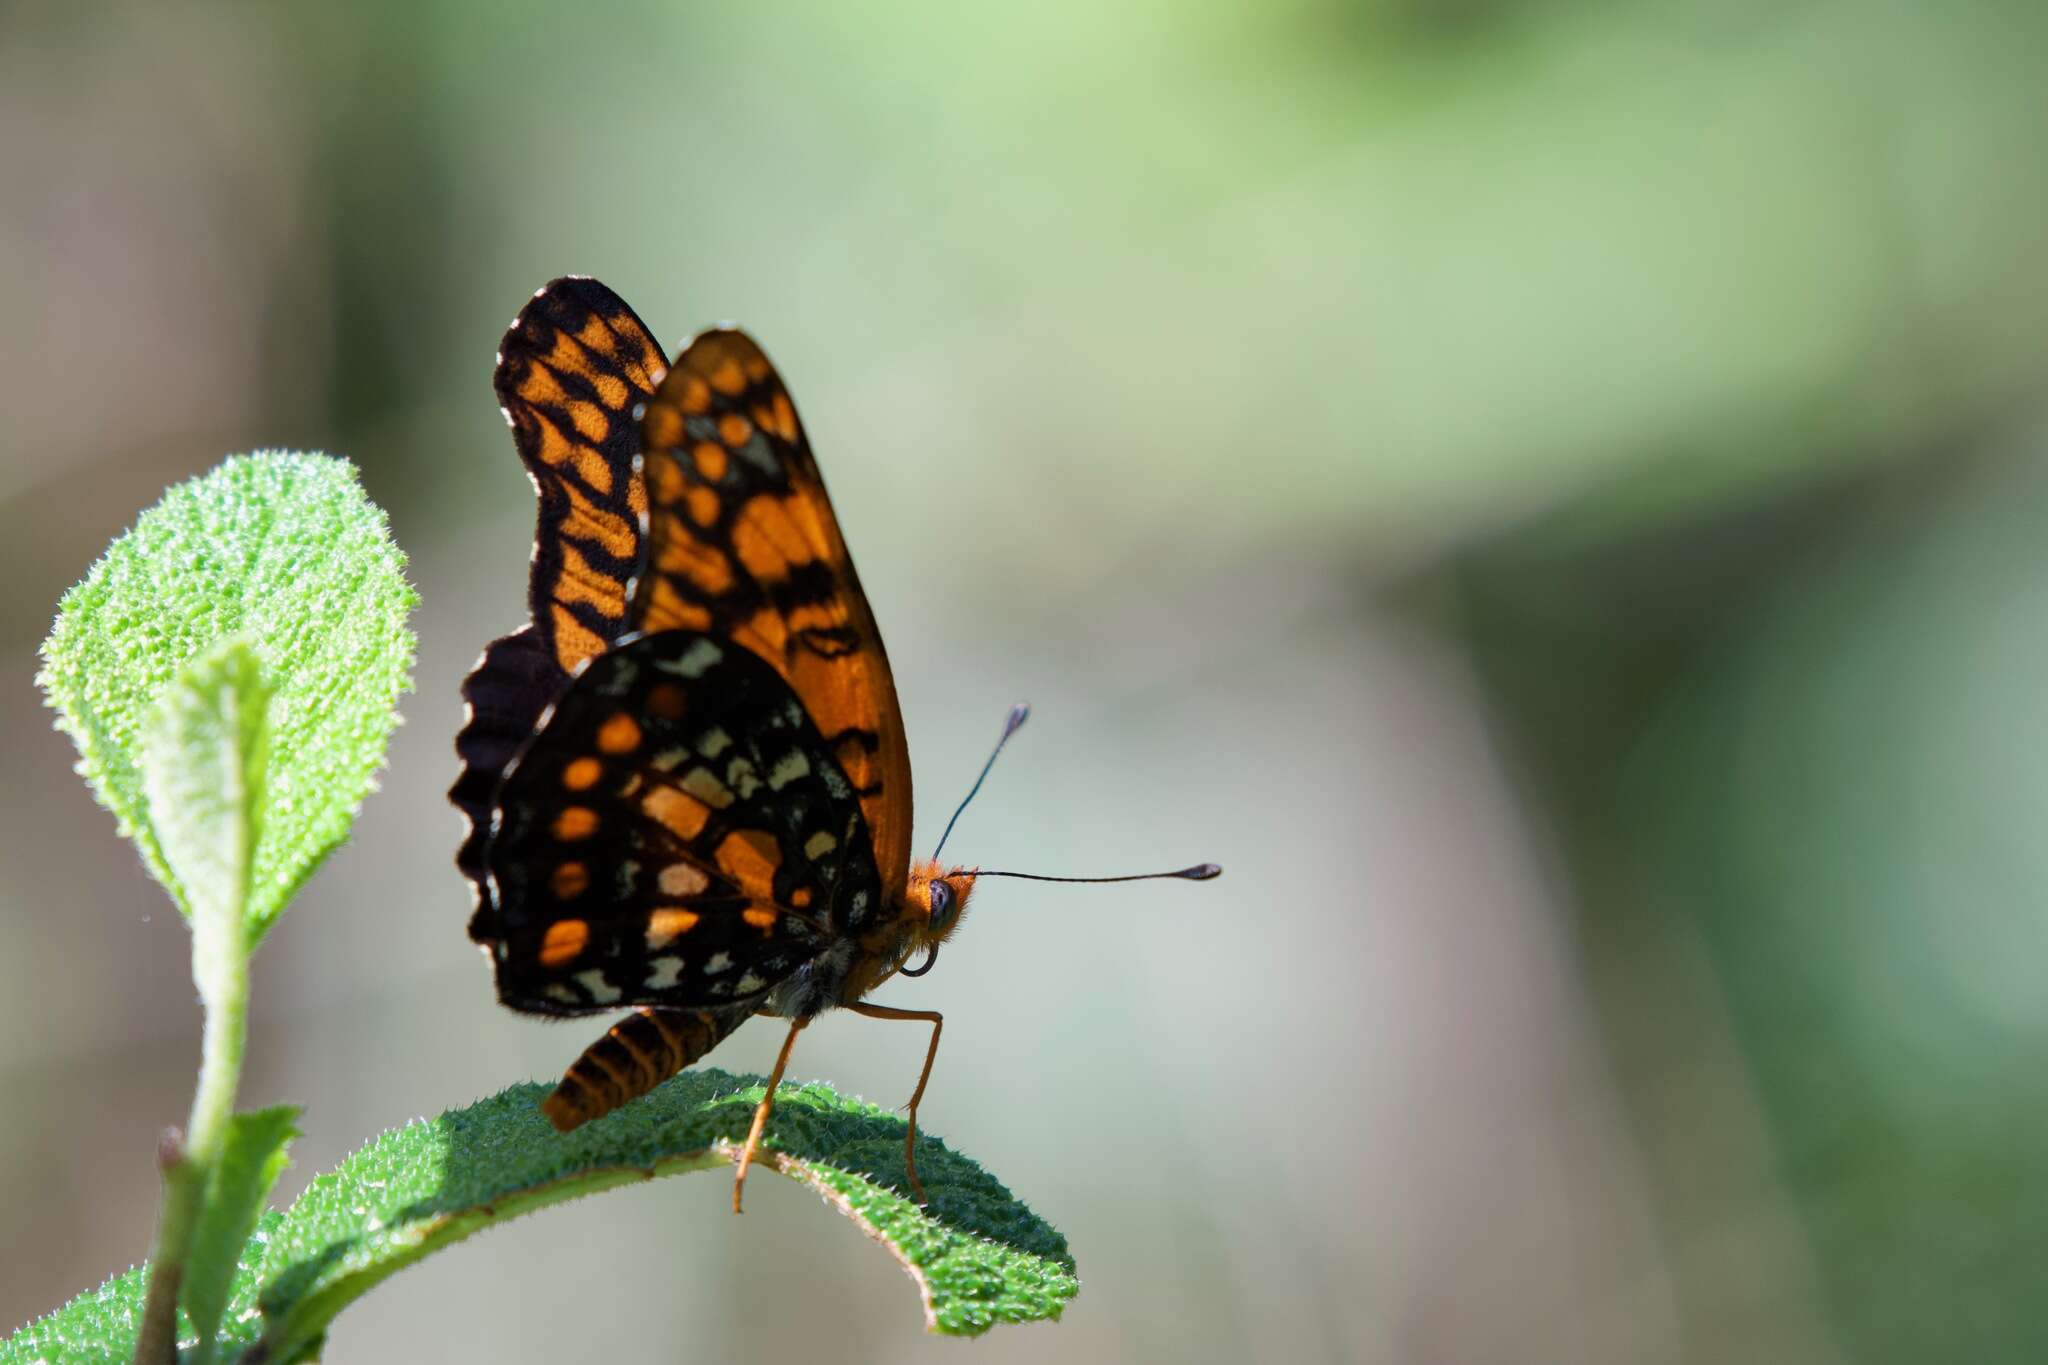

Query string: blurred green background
7 0 2048 1360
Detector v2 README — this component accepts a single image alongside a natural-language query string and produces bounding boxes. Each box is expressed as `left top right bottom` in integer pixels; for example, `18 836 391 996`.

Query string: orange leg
847 1002 943 1205
734 1017 807 1214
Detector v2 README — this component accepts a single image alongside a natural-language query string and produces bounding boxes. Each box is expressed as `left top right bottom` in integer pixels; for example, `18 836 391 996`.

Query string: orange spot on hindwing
597 712 642 753
715 829 781 893
643 786 710 840
540 919 589 966
646 683 686 719
552 807 599 841
646 907 700 947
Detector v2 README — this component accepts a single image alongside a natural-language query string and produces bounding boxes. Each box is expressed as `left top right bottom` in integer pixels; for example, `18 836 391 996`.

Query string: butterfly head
884 701 1221 985
907 858 978 947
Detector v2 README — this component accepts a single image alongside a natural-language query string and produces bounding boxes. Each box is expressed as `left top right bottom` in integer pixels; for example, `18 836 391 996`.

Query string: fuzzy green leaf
250 1070 1075 1357
0 1214 281 1365
142 638 269 980
36 451 416 940
183 1108 300 1365
4 1073 1076 1362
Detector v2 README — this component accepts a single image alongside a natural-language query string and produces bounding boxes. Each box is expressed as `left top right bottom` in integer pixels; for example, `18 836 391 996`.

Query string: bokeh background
7 1 2048 1360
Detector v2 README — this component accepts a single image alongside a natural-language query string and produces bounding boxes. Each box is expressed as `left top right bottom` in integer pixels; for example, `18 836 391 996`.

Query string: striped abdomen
541 1007 745 1131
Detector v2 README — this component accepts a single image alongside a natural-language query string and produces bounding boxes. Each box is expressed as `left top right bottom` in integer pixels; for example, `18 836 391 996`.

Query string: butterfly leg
733 1017 808 1214
846 1003 943 1206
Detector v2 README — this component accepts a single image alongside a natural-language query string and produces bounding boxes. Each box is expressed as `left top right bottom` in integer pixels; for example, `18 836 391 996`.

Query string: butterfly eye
927 879 954 926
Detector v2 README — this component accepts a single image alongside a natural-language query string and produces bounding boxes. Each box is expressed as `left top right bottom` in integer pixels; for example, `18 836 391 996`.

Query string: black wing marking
473 629 886 1016
452 278 665 911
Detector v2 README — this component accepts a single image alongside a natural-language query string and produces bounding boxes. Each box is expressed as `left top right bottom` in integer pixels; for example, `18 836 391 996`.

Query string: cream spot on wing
803 830 838 860
726 756 762 800
651 746 691 772
767 751 811 790
681 767 734 808
646 907 701 948
735 971 767 994
659 863 710 896
545 984 580 1007
697 728 732 758
652 638 723 678
647 957 684 991
574 969 621 1004
703 951 733 975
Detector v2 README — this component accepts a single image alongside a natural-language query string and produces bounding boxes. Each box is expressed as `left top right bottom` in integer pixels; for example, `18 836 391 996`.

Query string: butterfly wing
473 629 887 1016
453 278 667 908
632 329 913 911
494 276 667 673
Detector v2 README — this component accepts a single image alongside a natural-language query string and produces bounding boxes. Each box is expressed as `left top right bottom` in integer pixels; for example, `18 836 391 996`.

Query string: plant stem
132 894 250 1365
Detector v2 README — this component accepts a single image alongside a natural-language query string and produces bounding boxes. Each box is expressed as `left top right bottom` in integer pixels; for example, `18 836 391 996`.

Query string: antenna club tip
1182 863 1223 880
1005 702 1030 733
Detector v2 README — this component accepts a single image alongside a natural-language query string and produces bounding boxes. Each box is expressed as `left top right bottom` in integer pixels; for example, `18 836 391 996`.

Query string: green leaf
143 638 269 976
182 1108 300 1365
36 450 417 940
252 1071 1075 1356
4 1073 1076 1362
0 1214 281 1365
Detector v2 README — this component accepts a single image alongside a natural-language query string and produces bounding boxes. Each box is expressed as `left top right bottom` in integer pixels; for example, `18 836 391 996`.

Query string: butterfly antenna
974 864 1223 884
931 702 1031 863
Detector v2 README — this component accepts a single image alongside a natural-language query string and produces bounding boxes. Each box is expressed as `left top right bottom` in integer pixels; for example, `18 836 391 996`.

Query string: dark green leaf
251 1071 1075 1356
183 1108 300 1365
4 1073 1074 1361
0 1214 280 1365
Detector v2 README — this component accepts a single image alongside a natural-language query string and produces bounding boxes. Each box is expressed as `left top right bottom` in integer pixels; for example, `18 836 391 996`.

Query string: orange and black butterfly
453 276 1218 1209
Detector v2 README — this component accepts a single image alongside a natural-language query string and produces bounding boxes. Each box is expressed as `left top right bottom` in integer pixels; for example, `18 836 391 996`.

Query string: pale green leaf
142 638 269 971
36 451 416 939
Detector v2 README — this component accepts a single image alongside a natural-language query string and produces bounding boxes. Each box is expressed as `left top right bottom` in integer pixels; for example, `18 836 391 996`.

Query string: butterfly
453 276 1219 1210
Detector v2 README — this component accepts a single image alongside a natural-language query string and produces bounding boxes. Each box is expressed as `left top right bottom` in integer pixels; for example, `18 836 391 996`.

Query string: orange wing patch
715 828 783 896
631 329 914 900
643 785 711 840
493 277 668 676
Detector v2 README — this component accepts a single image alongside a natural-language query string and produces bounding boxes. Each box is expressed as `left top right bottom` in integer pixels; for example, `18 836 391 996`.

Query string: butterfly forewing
632 329 915 902
476 629 887 1016
497 276 666 674
453 278 668 908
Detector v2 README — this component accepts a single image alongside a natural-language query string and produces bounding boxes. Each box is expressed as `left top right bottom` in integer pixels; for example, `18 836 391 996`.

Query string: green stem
132 878 251 1363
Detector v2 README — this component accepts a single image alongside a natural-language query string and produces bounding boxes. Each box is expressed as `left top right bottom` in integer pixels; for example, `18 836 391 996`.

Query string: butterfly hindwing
632 328 915 903
453 626 563 910
474 629 887 1016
